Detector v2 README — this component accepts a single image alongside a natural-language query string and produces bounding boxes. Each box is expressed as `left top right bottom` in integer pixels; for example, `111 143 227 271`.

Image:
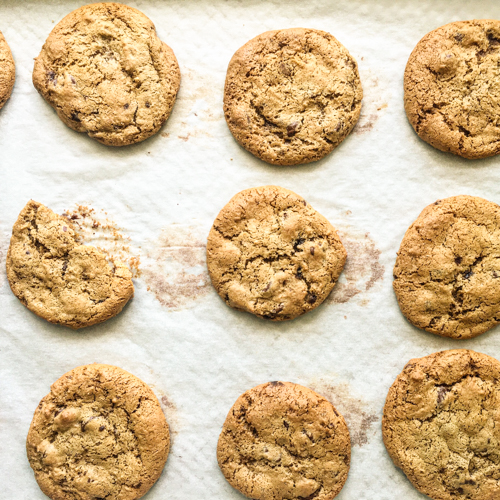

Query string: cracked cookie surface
224 28 362 165
33 2 180 146
7 200 134 329
0 29 15 110
405 20 500 159
27 364 170 500
393 195 500 339
217 381 350 500
206 186 346 321
383 350 500 500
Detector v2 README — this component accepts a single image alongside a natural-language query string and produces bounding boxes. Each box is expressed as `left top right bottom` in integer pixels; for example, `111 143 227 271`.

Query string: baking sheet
2 0 500 498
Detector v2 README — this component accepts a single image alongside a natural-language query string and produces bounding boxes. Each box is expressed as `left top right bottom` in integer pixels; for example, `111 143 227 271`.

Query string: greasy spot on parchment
63 204 140 278
354 69 389 135
149 384 179 436
329 230 384 304
310 379 378 447
142 225 210 310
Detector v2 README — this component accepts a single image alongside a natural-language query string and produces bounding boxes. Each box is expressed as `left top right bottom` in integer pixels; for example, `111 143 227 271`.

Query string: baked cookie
206 186 346 320
27 364 170 500
405 20 500 159
6 200 134 329
224 28 362 165
394 195 500 339
0 29 15 110
217 381 350 500
33 2 180 146
383 349 500 500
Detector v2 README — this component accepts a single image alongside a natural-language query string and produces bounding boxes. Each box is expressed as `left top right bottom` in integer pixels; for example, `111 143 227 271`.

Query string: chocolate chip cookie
33 3 180 146
405 20 500 159
394 195 500 339
383 349 500 500
0 29 15 111
27 364 170 500
206 186 346 320
6 200 134 329
218 381 350 500
224 28 362 165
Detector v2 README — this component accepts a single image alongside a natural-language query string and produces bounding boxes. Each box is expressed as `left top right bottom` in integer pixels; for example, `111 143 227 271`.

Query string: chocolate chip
99 425 105 431
306 293 317 304
47 70 56 85
293 238 305 251
437 385 451 404
310 246 315 256
71 215 79 220
494 271 499 278
464 271 473 279
62 262 68 273
287 121 299 137
296 267 303 279
487 32 500 46
279 63 292 76
455 256 462 265
70 76 76 84
335 121 344 132
145 102 151 108
26 250 30 255
303 200 307 206
283 420 290 429
454 33 464 42
124 103 129 109
70 112 81 122
269 381 284 387
62 226 67 232
263 282 272 292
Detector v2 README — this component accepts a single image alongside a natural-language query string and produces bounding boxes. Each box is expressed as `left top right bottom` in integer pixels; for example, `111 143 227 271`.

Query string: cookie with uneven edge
383 349 500 500
7 200 134 329
206 186 346 321
0 29 15 110
405 20 500 159
33 2 180 146
394 195 500 339
224 28 362 165
217 381 350 500
27 364 170 500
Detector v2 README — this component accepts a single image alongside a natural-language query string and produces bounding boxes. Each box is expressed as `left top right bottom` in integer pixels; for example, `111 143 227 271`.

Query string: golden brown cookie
405 20 500 159
0 29 15 110
224 28 362 165
6 200 134 329
27 364 170 500
33 2 181 146
217 381 350 500
383 349 500 500
206 186 346 321
394 195 500 339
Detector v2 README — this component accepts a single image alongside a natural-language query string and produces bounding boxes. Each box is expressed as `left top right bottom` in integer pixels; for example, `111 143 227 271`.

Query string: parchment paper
2 1 500 498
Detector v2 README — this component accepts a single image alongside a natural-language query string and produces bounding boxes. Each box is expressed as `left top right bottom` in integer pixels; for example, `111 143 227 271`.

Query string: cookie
206 185 346 321
217 381 350 500
394 195 500 339
0 29 15 111
224 28 362 165
6 200 134 329
405 20 500 159
27 364 170 500
383 349 500 500
33 3 180 146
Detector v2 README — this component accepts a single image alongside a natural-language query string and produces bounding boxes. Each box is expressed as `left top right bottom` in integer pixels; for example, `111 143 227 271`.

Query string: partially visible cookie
383 349 500 500
33 2 180 146
217 381 350 500
7 200 134 329
224 28 362 165
0 29 15 110
405 20 500 159
206 185 346 320
394 195 500 339
27 364 170 500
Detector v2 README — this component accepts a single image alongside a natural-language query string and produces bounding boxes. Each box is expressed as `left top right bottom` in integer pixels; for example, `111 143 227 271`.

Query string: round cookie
33 2 181 146
224 28 362 165
383 349 500 500
393 195 500 339
27 364 170 500
217 381 351 500
0 29 15 110
7 200 134 329
206 185 346 321
405 20 500 159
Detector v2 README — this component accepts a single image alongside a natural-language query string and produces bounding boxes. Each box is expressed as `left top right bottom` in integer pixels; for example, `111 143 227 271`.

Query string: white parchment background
2 0 500 498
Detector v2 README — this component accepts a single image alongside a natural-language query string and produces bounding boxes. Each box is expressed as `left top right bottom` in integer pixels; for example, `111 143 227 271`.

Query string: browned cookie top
33 2 180 146
206 186 346 321
224 28 362 165
7 200 134 329
394 195 500 339
383 350 500 500
405 20 500 159
0 29 15 110
27 364 170 500
217 381 351 500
